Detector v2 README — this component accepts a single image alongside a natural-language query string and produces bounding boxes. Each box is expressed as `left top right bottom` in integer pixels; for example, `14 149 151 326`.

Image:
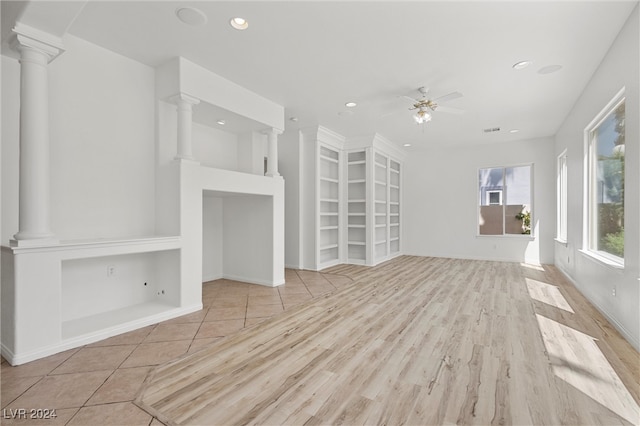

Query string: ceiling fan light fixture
414 109 432 124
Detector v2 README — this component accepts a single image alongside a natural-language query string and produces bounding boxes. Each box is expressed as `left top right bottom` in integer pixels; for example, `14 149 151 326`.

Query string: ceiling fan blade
435 105 464 115
433 91 463 103
401 95 420 103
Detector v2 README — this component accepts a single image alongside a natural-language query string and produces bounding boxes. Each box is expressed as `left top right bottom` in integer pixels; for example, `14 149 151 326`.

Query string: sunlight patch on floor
526 278 574 313
536 314 639 424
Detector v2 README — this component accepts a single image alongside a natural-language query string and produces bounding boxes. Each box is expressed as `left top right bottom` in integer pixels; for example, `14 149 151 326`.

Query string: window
487 190 503 205
478 165 532 236
585 91 625 263
557 151 568 242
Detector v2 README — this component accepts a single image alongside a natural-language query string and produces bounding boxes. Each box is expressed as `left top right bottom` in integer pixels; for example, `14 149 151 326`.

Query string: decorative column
265 128 283 177
172 93 200 161
11 28 62 246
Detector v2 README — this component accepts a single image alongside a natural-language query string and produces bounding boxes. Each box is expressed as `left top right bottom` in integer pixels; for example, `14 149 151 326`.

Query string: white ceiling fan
404 87 464 124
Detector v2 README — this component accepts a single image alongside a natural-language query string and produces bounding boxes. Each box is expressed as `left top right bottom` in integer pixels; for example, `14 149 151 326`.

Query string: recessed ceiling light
230 17 249 30
538 65 563 75
217 119 226 125
176 7 208 26
403 143 412 147
510 129 520 133
345 102 357 108
512 60 532 70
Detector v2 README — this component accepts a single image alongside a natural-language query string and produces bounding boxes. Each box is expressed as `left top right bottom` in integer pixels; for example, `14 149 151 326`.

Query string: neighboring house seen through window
478 165 532 236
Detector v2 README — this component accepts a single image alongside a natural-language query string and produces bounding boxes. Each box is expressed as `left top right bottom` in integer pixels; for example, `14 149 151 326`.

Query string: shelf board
348 199 366 203
348 241 366 246
320 226 339 231
320 212 339 216
375 200 386 204
391 223 400 227
348 160 366 165
375 224 386 228
390 201 399 205
348 213 366 217
375 240 387 245
375 180 387 186
348 179 366 184
320 177 339 183
319 244 339 251
375 213 386 216
390 168 400 173
320 198 339 203
390 237 400 242
390 213 399 216
320 155 339 163
348 224 366 228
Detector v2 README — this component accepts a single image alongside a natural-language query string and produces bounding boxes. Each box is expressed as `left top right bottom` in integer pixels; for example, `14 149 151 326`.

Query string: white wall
554 5 639 350
193 123 238 171
2 34 156 243
1 55 20 244
61 253 159 322
202 196 223 282
403 137 555 265
279 128 301 268
222 195 274 285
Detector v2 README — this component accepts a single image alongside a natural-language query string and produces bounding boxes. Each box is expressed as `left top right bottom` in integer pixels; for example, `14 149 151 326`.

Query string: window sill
578 249 624 271
554 238 568 247
476 234 534 241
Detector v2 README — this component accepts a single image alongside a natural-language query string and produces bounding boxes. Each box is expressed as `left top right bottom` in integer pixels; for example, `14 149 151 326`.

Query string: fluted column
172 93 200 161
265 128 283 177
11 31 61 246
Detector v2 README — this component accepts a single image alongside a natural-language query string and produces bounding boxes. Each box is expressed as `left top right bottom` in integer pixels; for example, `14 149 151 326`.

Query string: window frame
583 88 625 267
477 163 534 238
556 150 568 243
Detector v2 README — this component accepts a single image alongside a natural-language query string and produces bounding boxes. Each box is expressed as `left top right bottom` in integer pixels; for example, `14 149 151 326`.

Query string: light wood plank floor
136 256 640 425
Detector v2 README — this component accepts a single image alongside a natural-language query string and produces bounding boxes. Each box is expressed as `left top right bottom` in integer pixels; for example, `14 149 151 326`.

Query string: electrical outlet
107 265 116 277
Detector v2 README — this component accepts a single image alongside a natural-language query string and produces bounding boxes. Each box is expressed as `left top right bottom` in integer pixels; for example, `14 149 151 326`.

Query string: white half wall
554 5 639 350
403 137 555 265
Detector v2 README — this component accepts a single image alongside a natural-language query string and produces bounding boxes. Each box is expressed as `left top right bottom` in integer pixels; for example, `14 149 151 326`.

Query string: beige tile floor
1 269 353 426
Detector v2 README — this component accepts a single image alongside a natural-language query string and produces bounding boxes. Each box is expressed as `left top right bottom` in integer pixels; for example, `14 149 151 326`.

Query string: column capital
169 93 200 107
262 127 284 137
11 23 64 63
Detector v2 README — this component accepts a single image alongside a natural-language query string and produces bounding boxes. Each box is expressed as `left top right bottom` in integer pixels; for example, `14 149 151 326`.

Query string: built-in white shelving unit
344 146 402 266
318 145 341 268
389 159 401 256
347 151 367 264
374 152 389 263
296 128 401 271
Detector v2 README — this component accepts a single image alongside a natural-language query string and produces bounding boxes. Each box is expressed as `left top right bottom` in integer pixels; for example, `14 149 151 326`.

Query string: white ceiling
4 1 638 149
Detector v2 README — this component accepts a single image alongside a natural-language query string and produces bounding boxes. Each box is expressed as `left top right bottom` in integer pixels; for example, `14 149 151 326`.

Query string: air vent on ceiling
483 127 501 133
